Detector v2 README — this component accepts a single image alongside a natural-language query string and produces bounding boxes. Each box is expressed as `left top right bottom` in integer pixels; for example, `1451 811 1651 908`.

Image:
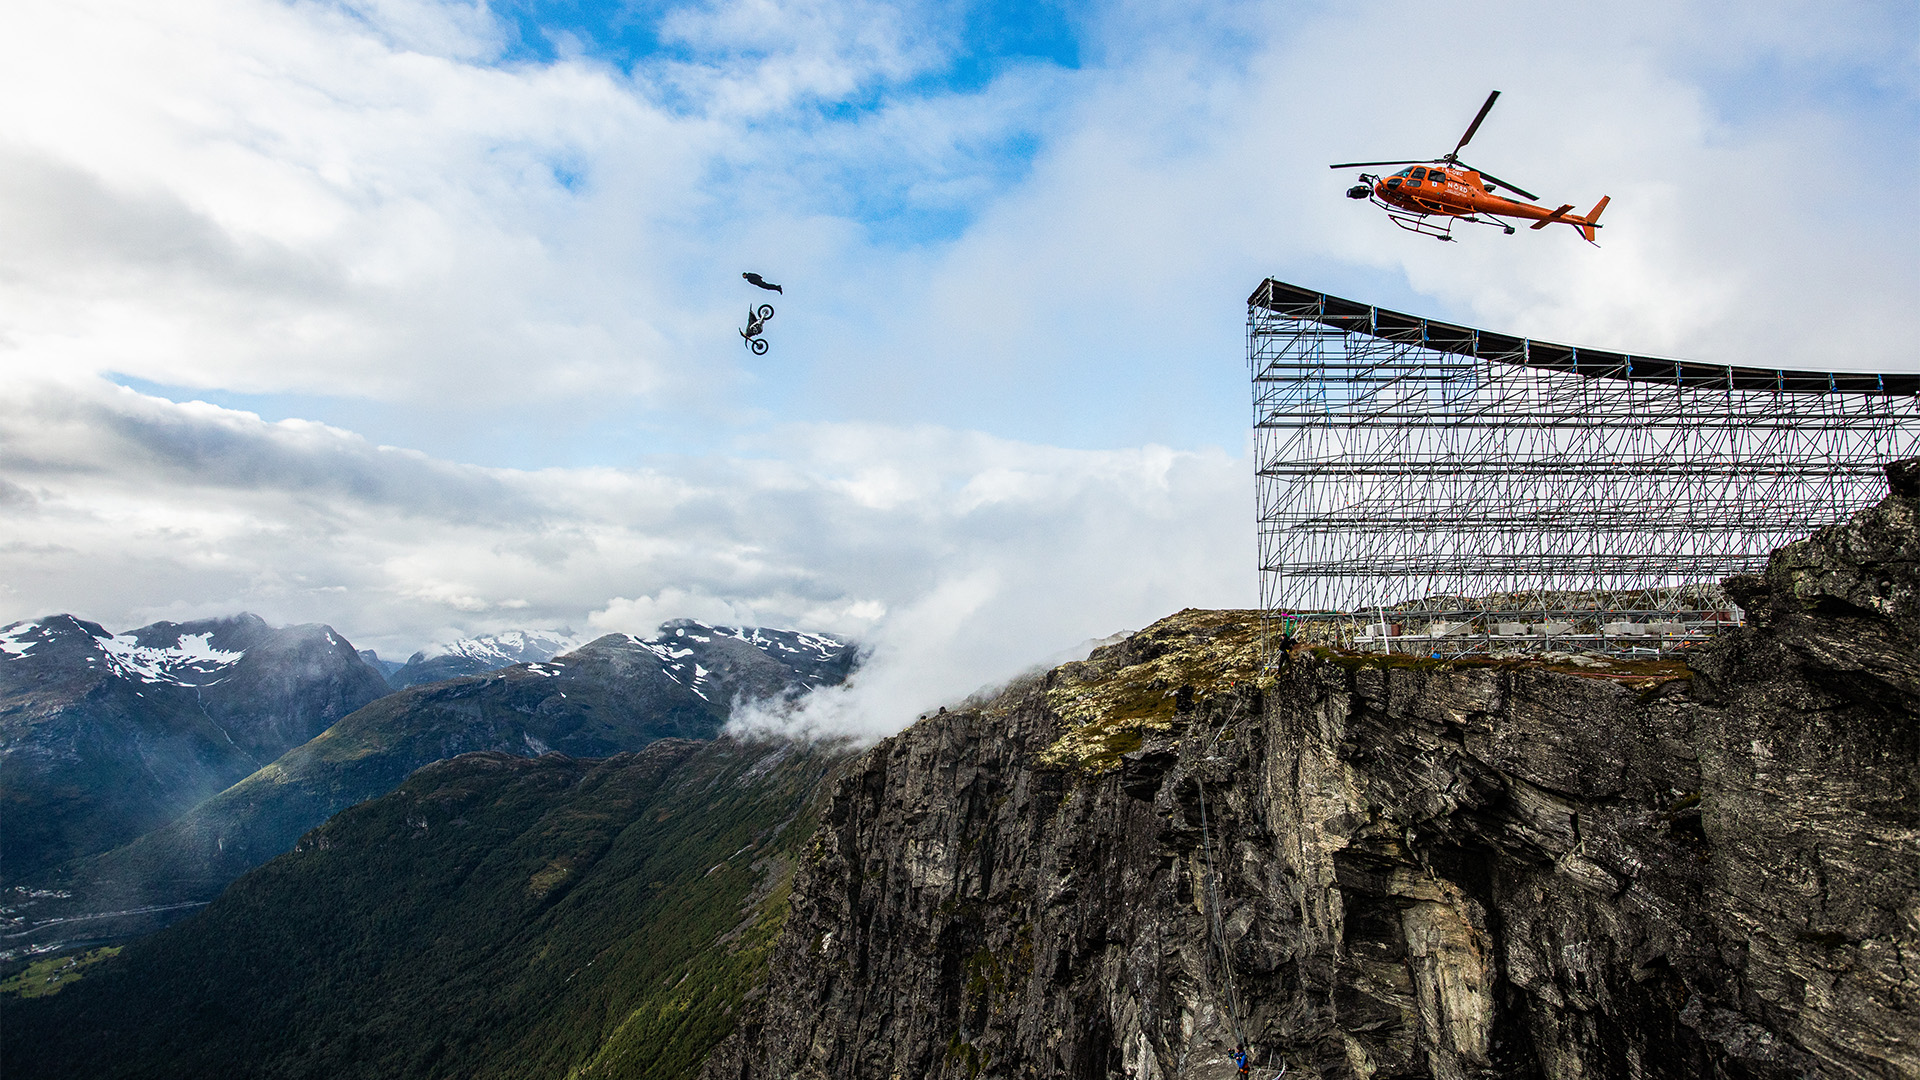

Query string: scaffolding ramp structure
1250 279 1920 657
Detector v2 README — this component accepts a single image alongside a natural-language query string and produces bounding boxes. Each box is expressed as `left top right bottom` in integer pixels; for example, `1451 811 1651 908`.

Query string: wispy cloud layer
0 381 1247 731
1 0 1914 735
3 1 1911 442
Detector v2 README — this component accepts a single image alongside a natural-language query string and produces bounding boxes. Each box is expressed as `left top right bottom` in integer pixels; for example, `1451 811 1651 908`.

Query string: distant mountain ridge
381 622 854 693
386 628 585 689
0 614 391 882
20 620 858 950
626 620 855 703
0 617 246 686
356 650 404 679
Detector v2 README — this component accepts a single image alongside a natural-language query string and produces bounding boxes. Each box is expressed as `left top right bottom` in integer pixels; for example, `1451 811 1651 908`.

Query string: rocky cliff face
706 475 1918 1079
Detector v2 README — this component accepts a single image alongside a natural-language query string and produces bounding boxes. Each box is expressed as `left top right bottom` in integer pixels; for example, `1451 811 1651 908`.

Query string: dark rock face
0 613 390 881
706 483 1918 1078
1885 458 1920 499
130 615 397 764
1684 470 1920 1077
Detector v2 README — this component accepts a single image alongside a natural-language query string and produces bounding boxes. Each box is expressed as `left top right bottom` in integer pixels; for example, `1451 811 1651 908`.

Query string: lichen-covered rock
705 471 1919 1080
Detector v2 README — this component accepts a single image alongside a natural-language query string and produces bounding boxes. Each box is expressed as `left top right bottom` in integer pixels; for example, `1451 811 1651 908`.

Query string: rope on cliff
1191 685 1251 1054
1194 776 1247 1050
1196 668 1293 1077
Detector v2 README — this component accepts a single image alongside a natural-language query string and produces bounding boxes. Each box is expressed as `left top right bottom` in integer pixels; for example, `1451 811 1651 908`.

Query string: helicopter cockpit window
1410 167 1427 179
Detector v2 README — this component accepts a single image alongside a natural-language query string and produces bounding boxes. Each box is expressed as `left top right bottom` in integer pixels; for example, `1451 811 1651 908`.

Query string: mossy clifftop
1038 608 1265 771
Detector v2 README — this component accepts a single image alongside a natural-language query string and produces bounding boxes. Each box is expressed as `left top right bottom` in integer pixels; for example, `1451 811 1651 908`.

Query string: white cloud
6 0 1908 439
861 0 1919 413
590 588 769 635
0 0 714 408
654 0 948 114
0 380 1249 736
1 0 1914 738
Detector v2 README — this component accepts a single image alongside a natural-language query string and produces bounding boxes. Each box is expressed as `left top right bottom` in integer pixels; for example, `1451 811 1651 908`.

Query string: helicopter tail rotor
1579 196 1609 243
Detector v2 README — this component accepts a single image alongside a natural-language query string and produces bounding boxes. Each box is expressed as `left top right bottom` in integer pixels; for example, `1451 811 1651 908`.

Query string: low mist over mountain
385 629 585 689
18 622 857 949
357 650 405 680
0 614 390 882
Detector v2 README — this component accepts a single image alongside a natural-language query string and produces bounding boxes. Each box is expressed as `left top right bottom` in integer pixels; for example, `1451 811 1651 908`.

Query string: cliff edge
704 464 1918 1079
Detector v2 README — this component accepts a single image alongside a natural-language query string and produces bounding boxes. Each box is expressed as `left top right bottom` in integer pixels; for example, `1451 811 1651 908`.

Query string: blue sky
1 0 1916 731
489 0 1086 85
70 0 1913 472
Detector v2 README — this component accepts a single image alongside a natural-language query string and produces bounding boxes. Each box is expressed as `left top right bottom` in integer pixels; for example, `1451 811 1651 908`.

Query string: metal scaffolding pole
1249 280 1920 657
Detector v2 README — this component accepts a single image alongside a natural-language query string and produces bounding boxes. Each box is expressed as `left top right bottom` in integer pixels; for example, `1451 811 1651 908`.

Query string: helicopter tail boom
1528 204 1577 230
1527 196 1609 243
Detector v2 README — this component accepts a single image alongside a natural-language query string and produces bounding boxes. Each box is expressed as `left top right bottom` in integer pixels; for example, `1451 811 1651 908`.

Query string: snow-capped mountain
383 623 857 695
1 618 250 688
386 629 585 689
630 620 856 703
0 613 391 881
42 619 859 949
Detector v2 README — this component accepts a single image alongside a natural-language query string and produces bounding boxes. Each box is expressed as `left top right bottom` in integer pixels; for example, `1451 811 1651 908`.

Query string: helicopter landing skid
1379 201 1517 241
1386 211 1458 241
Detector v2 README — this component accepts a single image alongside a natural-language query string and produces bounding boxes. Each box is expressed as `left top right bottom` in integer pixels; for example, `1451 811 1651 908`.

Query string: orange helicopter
1332 91 1608 243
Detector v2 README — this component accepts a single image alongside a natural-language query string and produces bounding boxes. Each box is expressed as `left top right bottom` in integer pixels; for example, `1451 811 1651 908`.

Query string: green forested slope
59 632 752 911
32 627 853 951
4 737 848 1080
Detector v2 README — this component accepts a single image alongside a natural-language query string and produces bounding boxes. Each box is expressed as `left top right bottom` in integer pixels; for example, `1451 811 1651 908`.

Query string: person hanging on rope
1231 1041 1252 1078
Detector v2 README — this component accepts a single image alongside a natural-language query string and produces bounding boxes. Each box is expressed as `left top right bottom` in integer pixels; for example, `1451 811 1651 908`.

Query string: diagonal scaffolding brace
1249 280 1920 657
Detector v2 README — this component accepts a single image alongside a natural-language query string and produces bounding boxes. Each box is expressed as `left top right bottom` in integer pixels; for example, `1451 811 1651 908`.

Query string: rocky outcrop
706 472 1918 1079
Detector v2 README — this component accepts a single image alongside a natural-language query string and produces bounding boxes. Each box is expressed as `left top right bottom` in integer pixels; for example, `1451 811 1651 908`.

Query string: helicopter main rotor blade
1450 90 1500 158
1464 165 1538 202
1327 158 1434 170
